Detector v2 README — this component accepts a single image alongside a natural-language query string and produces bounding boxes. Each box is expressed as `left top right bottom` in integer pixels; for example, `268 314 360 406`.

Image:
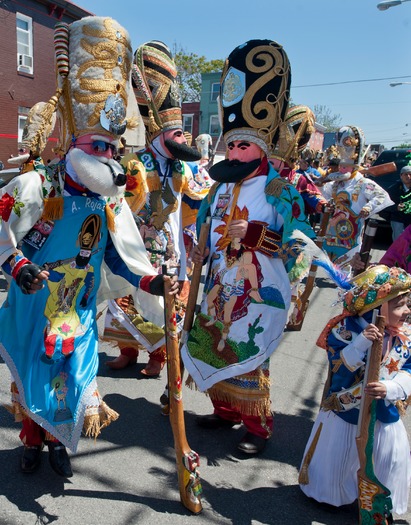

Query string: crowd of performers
0 15 410 523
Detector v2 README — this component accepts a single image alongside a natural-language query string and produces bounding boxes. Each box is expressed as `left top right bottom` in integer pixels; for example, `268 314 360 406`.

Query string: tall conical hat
218 39 291 156
132 40 182 144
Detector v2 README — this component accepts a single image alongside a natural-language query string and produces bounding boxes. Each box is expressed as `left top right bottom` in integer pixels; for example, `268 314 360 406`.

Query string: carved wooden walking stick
287 205 332 331
161 219 210 513
163 265 203 514
356 312 393 524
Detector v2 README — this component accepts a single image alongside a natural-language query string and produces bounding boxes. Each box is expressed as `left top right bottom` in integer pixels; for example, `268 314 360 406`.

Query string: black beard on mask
164 139 202 162
209 158 262 183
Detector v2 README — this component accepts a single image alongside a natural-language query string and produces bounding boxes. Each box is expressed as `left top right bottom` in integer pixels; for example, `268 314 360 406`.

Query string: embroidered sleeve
242 221 281 257
0 171 43 267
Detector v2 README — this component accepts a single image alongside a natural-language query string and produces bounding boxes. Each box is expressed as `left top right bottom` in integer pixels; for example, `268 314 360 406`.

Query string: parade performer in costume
180 39 315 455
320 126 392 267
276 105 328 219
104 41 210 376
0 17 176 477
299 265 411 519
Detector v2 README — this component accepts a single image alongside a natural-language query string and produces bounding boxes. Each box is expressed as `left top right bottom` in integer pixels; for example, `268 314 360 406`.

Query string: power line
292 75 411 88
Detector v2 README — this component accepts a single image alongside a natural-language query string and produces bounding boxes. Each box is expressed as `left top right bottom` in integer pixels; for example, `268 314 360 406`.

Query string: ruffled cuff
341 332 372 371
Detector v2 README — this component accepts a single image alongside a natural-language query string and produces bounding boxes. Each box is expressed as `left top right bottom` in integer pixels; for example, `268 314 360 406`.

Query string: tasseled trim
42 196 64 221
105 203 116 233
298 422 323 485
83 400 119 440
148 109 161 136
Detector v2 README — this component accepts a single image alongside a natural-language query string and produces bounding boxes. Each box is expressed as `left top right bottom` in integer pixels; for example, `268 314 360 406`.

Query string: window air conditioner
17 54 33 70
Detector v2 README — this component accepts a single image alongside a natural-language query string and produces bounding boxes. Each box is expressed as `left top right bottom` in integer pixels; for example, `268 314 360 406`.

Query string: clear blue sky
76 0 411 147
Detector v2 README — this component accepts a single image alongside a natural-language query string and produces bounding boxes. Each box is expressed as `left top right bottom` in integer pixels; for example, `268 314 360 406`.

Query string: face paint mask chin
164 139 202 162
209 158 261 183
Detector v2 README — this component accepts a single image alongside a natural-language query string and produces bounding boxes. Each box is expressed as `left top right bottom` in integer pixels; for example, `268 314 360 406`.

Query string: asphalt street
0 233 410 525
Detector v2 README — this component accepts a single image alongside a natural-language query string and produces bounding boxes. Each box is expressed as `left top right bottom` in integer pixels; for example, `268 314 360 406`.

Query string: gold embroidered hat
276 105 315 164
219 39 291 156
343 265 411 316
47 16 140 155
132 40 182 143
336 125 365 166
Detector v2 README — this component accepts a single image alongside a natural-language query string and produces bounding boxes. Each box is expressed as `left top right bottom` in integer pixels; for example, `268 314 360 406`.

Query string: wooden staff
163 265 203 514
353 219 379 277
180 217 211 346
359 162 396 177
287 205 332 331
356 312 393 524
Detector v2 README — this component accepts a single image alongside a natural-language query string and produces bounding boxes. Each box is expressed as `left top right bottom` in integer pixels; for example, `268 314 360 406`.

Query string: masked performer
320 126 392 268
181 39 315 455
103 41 210 377
0 17 176 478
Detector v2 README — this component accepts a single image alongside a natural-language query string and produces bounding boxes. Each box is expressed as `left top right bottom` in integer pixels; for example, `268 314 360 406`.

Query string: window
183 114 193 135
210 83 219 102
16 13 33 74
209 115 220 135
18 115 28 143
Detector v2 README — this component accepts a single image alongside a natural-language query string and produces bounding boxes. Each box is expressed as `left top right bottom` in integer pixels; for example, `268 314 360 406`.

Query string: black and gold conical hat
219 39 291 156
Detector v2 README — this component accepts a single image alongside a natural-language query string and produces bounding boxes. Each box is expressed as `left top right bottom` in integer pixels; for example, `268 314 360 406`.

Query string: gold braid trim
299 422 323 485
207 182 220 204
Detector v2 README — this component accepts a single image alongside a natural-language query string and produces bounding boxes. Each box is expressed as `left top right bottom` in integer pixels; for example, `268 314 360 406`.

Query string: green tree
172 44 224 102
313 104 342 131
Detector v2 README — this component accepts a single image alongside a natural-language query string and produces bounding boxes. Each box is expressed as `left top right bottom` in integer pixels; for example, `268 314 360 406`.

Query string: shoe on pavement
21 445 43 473
196 413 239 429
237 432 267 455
48 442 73 478
140 358 165 377
106 354 137 370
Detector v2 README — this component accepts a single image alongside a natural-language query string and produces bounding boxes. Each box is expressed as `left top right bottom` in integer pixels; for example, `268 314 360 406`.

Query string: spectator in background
380 165 411 241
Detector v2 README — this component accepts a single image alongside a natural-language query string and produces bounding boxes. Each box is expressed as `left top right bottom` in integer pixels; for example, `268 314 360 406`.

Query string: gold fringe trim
83 400 119 440
42 196 64 221
105 203 116 233
207 384 271 418
298 422 323 485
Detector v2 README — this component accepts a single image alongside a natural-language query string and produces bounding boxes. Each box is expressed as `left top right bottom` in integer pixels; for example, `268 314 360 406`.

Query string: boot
48 442 73 477
21 445 43 473
106 351 138 370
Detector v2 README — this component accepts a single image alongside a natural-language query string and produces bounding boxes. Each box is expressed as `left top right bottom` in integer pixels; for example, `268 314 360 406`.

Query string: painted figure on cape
181 39 315 455
0 17 176 478
104 41 211 377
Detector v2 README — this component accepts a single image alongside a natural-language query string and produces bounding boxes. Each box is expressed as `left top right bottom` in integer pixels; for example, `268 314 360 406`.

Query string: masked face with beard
65 133 127 198
209 140 263 183
325 162 355 182
157 128 201 162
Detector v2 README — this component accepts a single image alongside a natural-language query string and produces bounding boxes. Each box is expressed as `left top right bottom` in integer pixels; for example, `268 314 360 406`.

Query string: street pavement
0 236 410 525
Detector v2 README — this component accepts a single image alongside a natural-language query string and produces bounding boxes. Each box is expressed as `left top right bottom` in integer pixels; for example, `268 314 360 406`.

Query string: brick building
0 0 92 167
